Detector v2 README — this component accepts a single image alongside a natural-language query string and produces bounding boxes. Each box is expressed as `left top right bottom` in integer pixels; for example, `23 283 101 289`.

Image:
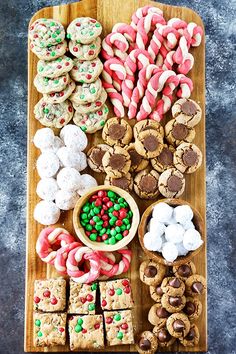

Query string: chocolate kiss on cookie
169 296 182 306
183 150 198 166
109 154 126 170
184 301 196 315
112 177 129 190
156 307 169 318
169 278 181 288
172 124 188 140
177 265 191 277
129 149 142 166
173 319 185 332
157 328 171 343
192 282 204 294
139 338 151 350
181 101 198 116
140 175 158 193
185 328 196 341
156 285 163 295
143 135 159 151
108 123 126 140
167 175 182 192
91 149 105 165
158 147 173 165
144 266 157 278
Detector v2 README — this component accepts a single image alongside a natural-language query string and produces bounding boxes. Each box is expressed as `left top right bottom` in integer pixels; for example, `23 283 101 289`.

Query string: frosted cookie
33 127 55 150
102 146 131 178
73 104 109 133
139 260 166 286
70 78 102 105
174 142 203 174
34 200 60 225
183 297 202 320
29 18 65 47
172 98 202 127
37 56 73 78
148 304 170 328
125 143 149 172
173 261 196 281
72 88 107 114
166 313 190 339
43 80 76 103
33 278 66 312
161 293 186 313
55 190 78 210
67 17 102 43
179 324 200 347
134 169 160 199
136 331 158 354
135 130 164 159
30 40 67 60
185 274 206 296
36 177 59 201
59 124 88 151
57 147 87 171
34 98 74 128
68 280 97 314
68 37 101 60
133 120 164 139
161 277 185 296
102 118 133 146
100 278 133 310
158 168 185 198
77 174 98 196
151 144 175 173
36 152 60 178
165 119 195 147
87 144 110 173
152 327 175 348
57 167 81 192
34 73 69 94
70 58 103 83
104 310 134 346
104 173 133 192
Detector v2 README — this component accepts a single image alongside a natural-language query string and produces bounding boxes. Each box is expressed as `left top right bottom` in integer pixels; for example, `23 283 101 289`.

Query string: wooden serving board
25 0 206 352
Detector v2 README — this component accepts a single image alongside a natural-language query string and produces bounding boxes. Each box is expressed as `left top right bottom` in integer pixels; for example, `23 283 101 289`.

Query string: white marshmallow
165 224 185 243
183 229 203 251
60 124 88 151
57 147 87 171
36 178 59 201
181 220 195 230
162 242 178 262
55 190 79 210
34 200 60 225
152 202 173 223
143 232 163 251
149 218 166 236
57 167 81 192
174 205 193 224
36 152 60 178
175 242 189 256
33 128 55 150
77 174 98 196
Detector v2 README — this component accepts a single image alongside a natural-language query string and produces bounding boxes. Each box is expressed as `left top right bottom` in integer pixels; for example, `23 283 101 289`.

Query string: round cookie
34 73 70 94
77 174 98 196
30 40 67 61
104 173 133 192
161 293 186 313
70 58 103 83
151 144 175 173
172 98 202 127
173 261 196 281
133 120 164 139
34 98 74 128
152 327 176 347
165 119 195 146
36 177 59 201
72 88 107 113
102 118 133 146
67 17 102 43
60 124 88 151
185 275 206 297
125 143 149 172
139 260 166 286
149 283 163 303
161 277 185 296
33 127 55 150
41 136 64 154
158 168 185 198
87 144 110 173
57 167 81 192
179 324 200 347
135 130 163 159
73 103 109 133
43 80 76 104
148 304 170 328
166 313 190 339
29 18 65 47
37 56 73 78
183 296 202 321
174 142 203 174
102 146 131 178
57 147 87 171
55 189 78 210
68 37 101 60
36 152 60 178
134 169 160 199
136 331 158 354
69 78 102 105
34 200 60 225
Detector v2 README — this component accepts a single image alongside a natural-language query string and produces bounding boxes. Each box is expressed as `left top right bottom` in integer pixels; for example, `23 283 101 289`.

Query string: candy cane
176 74 193 98
163 50 194 75
131 5 163 30
102 57 126 91
136 13 166 50
54 242 81 274
112 23 136 45
102 81 125 117
99 248 132 277
167 18 188 31
186 22 203 47
101 32 129 61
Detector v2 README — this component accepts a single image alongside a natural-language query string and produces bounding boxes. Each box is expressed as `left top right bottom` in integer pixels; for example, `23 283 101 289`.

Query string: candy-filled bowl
73 185 140 251
138 198 204 266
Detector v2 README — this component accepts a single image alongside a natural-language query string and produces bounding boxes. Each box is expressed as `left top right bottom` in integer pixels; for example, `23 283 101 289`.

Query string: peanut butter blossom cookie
43 80 76 104
34 72 70 94
102 146 131 178
37 55 74 78
133 119 164 139
34 98 74 128
30 40 67 61
72 88 107 114
70 78 102 105
136 330 158 354
73 104 109 133
135 129 164 159
87 144 110 173
69 37 101 60
151 144 175 173
29 18 65 48
102 117 133 146
125 143 149 172
134 169 160 199
158 168 185 198
104 173 133 192
172 98 202 127
165 119 195 147
174 142 203 174
70 58 103 83
67 17 102 43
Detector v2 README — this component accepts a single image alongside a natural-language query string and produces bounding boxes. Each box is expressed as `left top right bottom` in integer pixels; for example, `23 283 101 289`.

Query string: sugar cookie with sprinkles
73 104 109 133
34 98 74 128
43 80 76 104
29 18 65 48
68 37 101 60
34 73 70 94
69 78 102 105
70 58 103 83
30 40 67 61
67 17 102 43
72 88 107 114
37 56 74 78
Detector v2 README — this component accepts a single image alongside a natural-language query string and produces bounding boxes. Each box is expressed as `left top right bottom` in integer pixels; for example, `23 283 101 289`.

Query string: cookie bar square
104 310 134 346
33 278 66 312
100 278 133 310
68 280 97 314
68 314 104 350
33 312 66 347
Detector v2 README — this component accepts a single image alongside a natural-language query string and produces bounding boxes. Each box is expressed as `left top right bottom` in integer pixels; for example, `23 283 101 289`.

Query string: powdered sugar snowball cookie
77 174 98 196
37 56 74 78
152 202 173 223
165 224 185 243
144 232 163 252
59 124 88 151
183 229 203 251
162 242 178 263
30 40 67 61
34 98 74 128
55 190 79 210
33 127 55 150
182 221 195 230
57 167 81 192
41 136 64 153
57 147 87 171
172 98 202 128
173 205 193 224
36 152 60 178
43 80 76 104
34 200 60 225
29 18 65 47
72 88 107 114
69 78 102 105
70 58 103 83
66 17 102 43
175 242 189 257
36 177 59 201
34 73 70 94
148 218 166 237
68 37 101 60
73 104 109 133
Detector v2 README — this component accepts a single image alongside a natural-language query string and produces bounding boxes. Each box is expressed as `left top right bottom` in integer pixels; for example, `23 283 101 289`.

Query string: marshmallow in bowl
165 224 185 243
34 200 60 225
162 242 178 263
36 177 59 201
152 202 173 223
55 189 79 210
33 127 55 150
57 167 81 192
183 229 203 251
173 204 193 224
60 124 88 151
36 152 60 178
57 147 87 171
77 174 98 196
143 232 162 251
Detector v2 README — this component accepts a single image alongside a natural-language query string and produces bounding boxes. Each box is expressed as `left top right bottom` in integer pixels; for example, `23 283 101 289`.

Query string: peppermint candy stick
167 18 188 31
99 248 132 278
101 32 129 61
147 28 164 60
112 23 136 45
102 81 125 117
136 13 166 50
131 5 163 30
163 50 194 75
54 242 81 274
102 58 126 91
176 74 193 98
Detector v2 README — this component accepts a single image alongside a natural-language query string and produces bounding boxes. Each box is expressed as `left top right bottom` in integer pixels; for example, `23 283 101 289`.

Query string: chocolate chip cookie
161 277 185 296
102 146 131 178
172 98 202 128
104 173 133 192
136 331 158 354
139 260 166 286
87 144 110 173
135 130 163 159
174 142 203 174
179 324 200 347
166 313 190 339
158 168 185 198
134 169 160 199
152 327 175 347
102 118 133 146
133 120 164 139
151 144 175 173
125 143 149 172
165 119 195 146
183 297 202 320
185 275 206 296
148 304 170 328
173 261 196 281
161 293 186 313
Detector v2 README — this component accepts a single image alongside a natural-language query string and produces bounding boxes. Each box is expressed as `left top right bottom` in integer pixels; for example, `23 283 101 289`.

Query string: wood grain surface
25 0 206 352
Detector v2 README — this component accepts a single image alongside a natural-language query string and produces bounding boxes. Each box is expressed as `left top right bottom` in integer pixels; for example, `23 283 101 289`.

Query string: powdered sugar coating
36 152 60 178
36 177 59 201
34 200 60 225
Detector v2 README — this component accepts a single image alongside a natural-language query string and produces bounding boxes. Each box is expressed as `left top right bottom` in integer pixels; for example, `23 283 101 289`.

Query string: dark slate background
0 0 235 353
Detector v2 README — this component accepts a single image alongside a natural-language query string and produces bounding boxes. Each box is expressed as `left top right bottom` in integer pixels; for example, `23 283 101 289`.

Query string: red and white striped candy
176 74 193 98
101 32 129 61
136 13 166 49
167 17 188 31
163 50 194 74
102 81 125 117
54 242 81 274
131 5 163 30
99 247 132 278
112 23 136 45
102 58 126 91
186 22 203 47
